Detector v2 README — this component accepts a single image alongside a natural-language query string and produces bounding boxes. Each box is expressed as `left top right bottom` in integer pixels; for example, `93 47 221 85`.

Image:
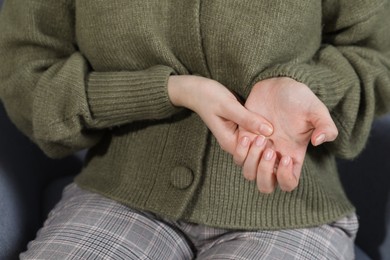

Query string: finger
233 128 258 166
276 155 299 192
220 101 273 137
233 136 250 166
256 148 277 194
242 135 267 181
311 125 338 146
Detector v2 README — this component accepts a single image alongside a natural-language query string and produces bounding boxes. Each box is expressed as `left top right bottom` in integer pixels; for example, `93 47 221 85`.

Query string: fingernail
260 124 273 136
240 136 249 147
255 135 266 146
315 134 326 146
264 149 274 161
281 156 291 166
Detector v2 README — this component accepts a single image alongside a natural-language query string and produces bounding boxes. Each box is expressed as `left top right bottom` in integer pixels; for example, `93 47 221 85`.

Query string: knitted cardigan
1 0 390 230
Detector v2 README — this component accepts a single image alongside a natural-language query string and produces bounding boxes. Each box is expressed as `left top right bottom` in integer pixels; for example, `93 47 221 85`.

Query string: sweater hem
75 179 356 231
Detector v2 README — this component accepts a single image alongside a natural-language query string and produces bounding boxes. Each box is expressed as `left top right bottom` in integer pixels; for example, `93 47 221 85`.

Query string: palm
243 77 334 178
261 102 314 177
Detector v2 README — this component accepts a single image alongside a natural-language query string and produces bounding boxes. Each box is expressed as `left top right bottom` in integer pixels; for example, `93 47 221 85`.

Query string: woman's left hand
233 77 338 193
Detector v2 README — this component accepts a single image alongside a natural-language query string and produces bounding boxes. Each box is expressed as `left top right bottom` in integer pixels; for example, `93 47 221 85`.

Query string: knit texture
1 0 390 229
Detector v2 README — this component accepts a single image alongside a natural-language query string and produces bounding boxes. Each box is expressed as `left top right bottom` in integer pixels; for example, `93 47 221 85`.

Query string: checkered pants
21 183 358 260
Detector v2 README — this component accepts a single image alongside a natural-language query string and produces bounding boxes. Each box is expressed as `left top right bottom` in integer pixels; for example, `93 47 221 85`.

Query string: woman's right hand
167 75 273 155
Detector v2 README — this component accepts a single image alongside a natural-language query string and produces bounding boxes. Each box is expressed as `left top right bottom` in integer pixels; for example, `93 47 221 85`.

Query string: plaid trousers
21 183 358 260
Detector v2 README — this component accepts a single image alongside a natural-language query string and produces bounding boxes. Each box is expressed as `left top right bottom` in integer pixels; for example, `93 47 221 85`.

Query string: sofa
338 113 390 260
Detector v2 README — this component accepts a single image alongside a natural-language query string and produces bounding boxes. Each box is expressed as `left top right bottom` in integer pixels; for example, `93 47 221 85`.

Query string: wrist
167 75 184 107
167 75 212 110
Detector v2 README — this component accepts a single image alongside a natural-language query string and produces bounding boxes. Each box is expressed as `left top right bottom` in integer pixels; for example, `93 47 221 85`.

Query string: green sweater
1 0 390 230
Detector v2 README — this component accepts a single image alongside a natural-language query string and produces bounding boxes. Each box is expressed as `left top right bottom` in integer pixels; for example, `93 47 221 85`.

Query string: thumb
222 100 274 137
310 112 338 146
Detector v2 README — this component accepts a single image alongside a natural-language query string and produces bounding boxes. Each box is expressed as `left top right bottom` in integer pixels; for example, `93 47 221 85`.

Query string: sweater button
170 166 194 189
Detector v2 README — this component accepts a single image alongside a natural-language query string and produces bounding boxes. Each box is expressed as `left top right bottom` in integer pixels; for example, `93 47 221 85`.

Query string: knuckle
243 169 255 181
280 182 298 192
217 135 232 153
243 115 257 127
333 128 339 139
216 101 231 115
233 155 244 166
219 143 229 153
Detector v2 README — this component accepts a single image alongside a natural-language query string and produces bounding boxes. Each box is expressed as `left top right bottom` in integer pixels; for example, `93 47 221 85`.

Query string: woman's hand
234 77 338 193
167 75 274 154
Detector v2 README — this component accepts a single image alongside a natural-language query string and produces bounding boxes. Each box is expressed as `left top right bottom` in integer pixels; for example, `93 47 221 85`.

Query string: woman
0 0 389 259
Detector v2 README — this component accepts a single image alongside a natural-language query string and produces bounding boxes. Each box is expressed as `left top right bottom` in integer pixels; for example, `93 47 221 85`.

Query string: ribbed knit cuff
249 62 355 111
86 65 181 128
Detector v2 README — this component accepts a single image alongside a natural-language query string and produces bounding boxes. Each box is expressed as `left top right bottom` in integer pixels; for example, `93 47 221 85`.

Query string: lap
21 183 358 260
195 217 358 259
20 183 193 260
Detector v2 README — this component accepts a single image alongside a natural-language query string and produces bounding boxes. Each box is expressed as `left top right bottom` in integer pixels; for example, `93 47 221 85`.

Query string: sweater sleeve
0 0 179 158
253 0 390 159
